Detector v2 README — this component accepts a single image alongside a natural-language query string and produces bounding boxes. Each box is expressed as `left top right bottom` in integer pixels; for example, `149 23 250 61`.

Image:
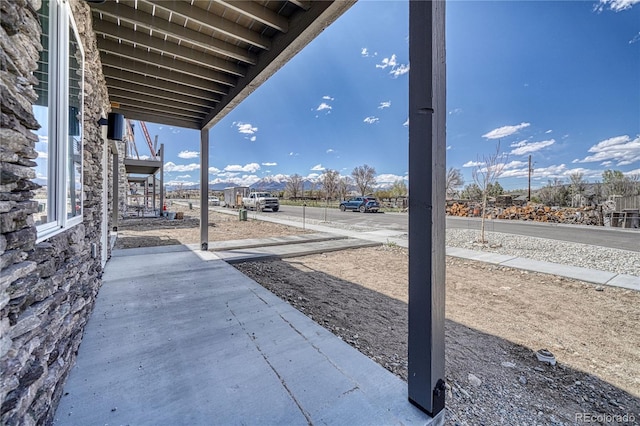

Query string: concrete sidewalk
53 245 435 425
211 207 640 291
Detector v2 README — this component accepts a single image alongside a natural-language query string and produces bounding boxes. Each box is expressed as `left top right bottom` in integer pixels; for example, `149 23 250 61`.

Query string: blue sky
136 0 639 191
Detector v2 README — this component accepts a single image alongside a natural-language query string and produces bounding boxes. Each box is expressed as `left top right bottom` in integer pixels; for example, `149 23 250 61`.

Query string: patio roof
88 0 355 130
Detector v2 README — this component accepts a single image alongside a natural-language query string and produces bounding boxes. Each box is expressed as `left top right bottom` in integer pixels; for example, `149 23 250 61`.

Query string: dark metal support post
159 144 164 215
200 129 209 250
112 149 118 231
408 0 446 418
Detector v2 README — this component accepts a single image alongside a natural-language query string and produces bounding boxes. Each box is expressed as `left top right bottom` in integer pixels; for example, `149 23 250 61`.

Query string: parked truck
223 186 249 208
242 192 280 212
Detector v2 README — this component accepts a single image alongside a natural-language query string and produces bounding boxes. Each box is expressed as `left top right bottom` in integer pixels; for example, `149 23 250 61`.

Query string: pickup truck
242 192 280 212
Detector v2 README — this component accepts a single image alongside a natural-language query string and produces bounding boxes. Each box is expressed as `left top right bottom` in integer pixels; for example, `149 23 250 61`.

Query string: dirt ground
114 203 309 249
114 204 640 425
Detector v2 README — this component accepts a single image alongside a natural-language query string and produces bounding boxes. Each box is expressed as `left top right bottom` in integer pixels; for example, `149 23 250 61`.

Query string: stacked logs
445 202 603 226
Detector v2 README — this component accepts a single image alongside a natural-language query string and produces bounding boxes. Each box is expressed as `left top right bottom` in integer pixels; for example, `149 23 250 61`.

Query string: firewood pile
446 202 603 226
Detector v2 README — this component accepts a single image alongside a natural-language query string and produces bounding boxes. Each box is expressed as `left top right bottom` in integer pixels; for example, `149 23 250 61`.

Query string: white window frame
36 0 85 243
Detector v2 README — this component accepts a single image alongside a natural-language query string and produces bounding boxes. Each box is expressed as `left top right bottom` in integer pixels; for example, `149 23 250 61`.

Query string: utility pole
528 155 533 202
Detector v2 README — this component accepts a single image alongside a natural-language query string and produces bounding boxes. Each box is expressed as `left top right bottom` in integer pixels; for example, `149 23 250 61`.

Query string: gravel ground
262 208 639 276
445 229 640 277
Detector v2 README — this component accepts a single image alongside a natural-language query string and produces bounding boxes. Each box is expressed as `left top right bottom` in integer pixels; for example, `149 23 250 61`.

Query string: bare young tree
569 172 585 207
446 167 464 199
337 176 351 201
321 169 339 201
320 169 339 220
351 164 377 196
472 143 507 243
285 173 303 199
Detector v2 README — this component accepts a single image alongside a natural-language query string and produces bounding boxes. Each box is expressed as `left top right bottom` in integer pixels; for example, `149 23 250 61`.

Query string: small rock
519 376 527 385
468 373 482 387
536 349 557 366
595 286 604 292
501 361 516 368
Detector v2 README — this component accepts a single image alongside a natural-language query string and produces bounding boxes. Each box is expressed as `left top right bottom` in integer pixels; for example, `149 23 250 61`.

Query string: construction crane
139 121 157 158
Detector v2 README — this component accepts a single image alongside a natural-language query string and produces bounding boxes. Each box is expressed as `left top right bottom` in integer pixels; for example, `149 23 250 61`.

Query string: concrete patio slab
53 245 433 425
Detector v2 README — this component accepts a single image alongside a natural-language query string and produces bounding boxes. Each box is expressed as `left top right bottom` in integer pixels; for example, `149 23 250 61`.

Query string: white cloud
403 118 409 127
164 161 200 172
462 160 484 168
625 168 640 176
316 102 332 112
209 175 261 187
37 135 49 144
573 135 640 166
177 174 191 178
305 173 321 181
545 129 553 134
375 174 407 187
311 164 325 171
594 0 639 12
500 163 603 181
601 161 613 166
630 32 640 44
262 162 277 166
448 108 463 115
376 54 397 69
208 166 220 174
166 179 197 187
504 160 528 169
361 47 369 57
36 150 48 159
224 163 261 173
322 95 334 101
326 149 335 154
378 101 391 109
482 122 531 139
375 54 409 78
138 155 150 160
178 150 199 159
216 172 239 179
510 139 555 156
390 64 409 77
364 116 379 124
162 127 181 135
289 152 299 156
233 121 258 139
446 146 452 151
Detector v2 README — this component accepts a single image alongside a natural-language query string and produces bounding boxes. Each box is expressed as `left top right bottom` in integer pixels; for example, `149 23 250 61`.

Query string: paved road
258 204 639 252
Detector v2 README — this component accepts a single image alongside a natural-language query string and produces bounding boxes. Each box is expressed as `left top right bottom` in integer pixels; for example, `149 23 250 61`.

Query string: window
34 0 84 241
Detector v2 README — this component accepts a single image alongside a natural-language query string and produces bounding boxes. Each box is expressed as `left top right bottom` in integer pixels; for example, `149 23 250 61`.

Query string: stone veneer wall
1 0 112 424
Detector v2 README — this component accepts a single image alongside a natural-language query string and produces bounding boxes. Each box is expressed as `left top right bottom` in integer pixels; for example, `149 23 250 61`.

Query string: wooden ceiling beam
146 0 271 50
93 20 246 77
97 38 237 87
212 0 289 33
91 2 257 64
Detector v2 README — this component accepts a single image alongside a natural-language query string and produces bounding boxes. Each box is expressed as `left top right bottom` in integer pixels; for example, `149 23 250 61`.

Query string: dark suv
339 196 380 213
